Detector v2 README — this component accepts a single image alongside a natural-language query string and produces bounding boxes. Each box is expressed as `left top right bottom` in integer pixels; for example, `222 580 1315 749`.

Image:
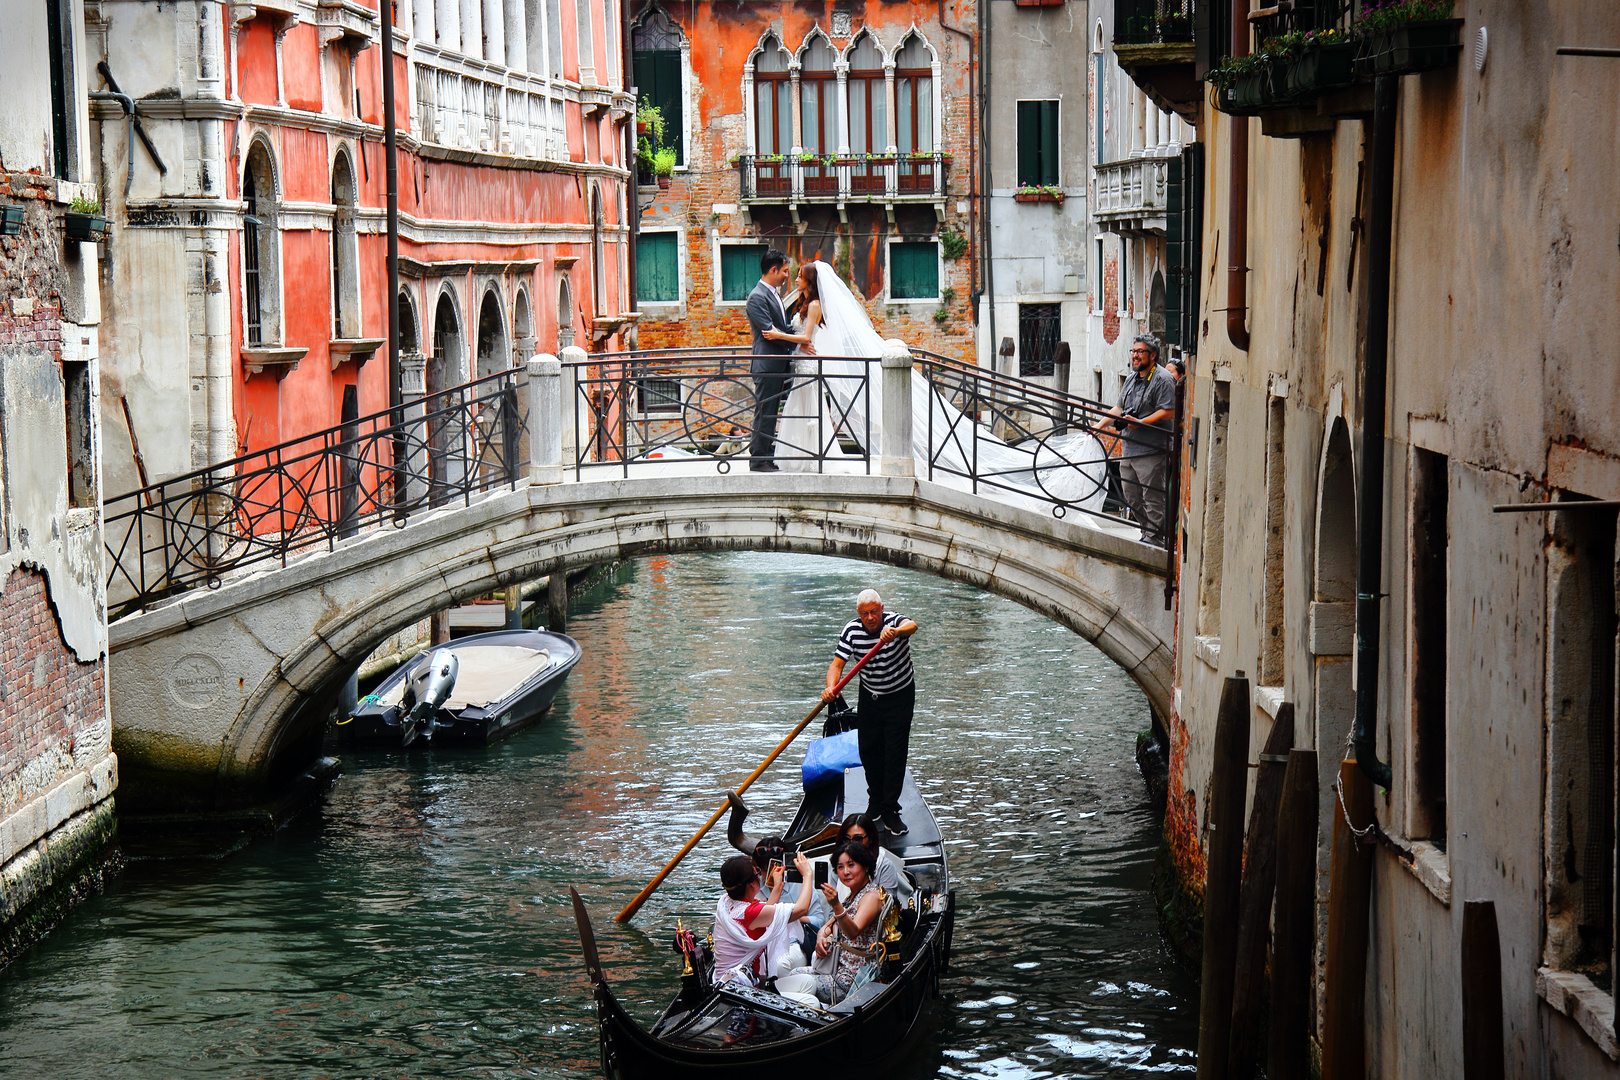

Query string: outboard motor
400 649 459 747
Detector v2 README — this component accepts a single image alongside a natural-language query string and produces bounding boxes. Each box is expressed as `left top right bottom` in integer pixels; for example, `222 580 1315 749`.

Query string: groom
745 249 795 471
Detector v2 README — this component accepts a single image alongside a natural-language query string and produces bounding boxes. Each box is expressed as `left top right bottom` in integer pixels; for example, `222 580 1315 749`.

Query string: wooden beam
1268 749 1319 1080
1196 673 1252 1080
1321 758 1375 1080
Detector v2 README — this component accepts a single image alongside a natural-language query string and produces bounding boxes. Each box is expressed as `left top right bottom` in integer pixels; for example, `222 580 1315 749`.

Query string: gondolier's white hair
856 589 882 607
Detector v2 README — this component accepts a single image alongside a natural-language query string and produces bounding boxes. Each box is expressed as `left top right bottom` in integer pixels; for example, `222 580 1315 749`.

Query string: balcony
1093 154 1175 236
734 154 950 209
412 46 569 161
1113 0 1202 120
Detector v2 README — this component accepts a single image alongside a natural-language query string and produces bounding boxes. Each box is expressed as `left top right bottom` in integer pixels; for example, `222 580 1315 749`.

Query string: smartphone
814 861 830 889
767 857 784 881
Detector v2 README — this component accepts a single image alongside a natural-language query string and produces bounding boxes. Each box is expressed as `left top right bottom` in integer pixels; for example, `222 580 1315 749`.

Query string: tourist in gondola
837 813 913 907
775 842 887 1006
713 851 817 985
823 590 920 836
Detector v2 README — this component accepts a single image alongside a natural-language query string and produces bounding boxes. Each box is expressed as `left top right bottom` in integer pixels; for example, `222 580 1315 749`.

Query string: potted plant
1209 51 1273 114
654 147 677 189
636 103 667 184
1157 11 1192 42
1355 0 1462 77
1013 184 1064 203
1268 27 1355 101
64 196 109 242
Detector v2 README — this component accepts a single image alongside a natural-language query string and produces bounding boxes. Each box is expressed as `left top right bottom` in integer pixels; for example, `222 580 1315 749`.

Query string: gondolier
822 590 919 837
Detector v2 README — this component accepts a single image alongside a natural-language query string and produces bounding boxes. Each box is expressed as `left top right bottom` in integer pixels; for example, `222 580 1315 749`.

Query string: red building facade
91 0 634 498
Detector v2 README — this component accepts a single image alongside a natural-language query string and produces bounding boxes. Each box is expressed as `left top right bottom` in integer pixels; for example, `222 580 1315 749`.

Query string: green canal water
0 552 1196 1078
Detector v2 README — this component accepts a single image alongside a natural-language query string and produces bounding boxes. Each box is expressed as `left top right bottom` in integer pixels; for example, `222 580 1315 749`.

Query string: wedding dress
800 261 1108 516
775 314 851 472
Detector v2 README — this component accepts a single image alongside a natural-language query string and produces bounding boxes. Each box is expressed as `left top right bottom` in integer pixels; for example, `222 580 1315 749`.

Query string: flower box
0 204 22 237
1356 19 1463 77
1219 72 1271 114
1283 42 1356 100
64 211 108 242
1013 190 1064 203
1013 0 1066 7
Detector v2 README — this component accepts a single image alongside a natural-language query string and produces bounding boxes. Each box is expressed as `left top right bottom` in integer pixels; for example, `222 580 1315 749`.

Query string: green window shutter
653 51 682 166
722 245 767 302
1017 101 1040 188
1040 100 1060 186
891 243 939 300
637 233 679 302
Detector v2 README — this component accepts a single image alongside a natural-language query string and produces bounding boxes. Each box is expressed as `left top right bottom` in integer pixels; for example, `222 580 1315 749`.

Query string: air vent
1473 26 1489 73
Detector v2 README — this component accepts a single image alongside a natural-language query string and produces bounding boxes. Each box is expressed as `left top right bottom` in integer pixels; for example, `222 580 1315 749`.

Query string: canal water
0 552 1196 1078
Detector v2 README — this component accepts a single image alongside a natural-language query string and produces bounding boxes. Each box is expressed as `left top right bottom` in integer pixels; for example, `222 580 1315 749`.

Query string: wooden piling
1196 673 1252 1080
1321 758 1374 1080
1227 703 1295 1076
1267 749 1319 1080
430 610 450 646
505 585 523 630
547 571 568 631
1461 900 1505 1080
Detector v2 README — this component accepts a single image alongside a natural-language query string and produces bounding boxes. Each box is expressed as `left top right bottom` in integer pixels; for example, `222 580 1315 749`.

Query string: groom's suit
745 278 796 467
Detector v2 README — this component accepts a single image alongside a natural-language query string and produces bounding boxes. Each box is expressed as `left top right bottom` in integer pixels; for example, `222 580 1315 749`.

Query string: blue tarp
801 730 862 789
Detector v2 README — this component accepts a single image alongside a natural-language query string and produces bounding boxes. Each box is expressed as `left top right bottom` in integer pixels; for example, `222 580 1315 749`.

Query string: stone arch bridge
106 351 1177 816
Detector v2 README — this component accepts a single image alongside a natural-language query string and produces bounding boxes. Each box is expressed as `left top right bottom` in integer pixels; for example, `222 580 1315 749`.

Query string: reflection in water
0 553 1195 1078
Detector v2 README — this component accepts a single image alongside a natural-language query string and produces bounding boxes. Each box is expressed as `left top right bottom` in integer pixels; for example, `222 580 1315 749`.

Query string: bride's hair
798 262 820 305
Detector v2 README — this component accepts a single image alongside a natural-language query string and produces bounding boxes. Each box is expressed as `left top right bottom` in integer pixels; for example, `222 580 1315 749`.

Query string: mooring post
547 570 568 632
1197 672 1252 1080
1322 757 1375 1080
1228 702 1294 1076
1268 748 1319 1080
1461 900 1505 1080
880 340 914 477
528 354 563 485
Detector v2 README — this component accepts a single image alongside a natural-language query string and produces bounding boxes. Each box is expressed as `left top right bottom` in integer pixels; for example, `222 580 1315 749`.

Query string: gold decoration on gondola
677 918 693 976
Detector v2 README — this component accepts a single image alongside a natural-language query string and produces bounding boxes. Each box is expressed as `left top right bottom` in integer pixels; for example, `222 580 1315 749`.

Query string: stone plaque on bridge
170 654 227 708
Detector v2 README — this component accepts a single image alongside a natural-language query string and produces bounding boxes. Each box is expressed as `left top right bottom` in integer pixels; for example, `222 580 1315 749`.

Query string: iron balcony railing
734 153 951 203
1115 0 1195 46
104 368 529 614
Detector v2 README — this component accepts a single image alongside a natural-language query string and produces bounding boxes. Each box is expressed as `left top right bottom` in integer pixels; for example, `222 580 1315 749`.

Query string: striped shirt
835 611 915 696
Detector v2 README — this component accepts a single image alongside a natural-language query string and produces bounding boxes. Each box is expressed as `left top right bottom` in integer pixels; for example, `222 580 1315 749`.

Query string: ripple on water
0 552 1195 1078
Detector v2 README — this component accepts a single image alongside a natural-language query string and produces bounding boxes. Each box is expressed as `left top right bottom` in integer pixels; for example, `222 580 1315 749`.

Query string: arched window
331 149 360 339
556 275 574 352
753 34 791 194
846 33 887 193
476 288 507 378
633 8 685 167
590 186 606 316
398 289 420 355
243 143 282 346
798 34 838 196
428 289 462 504
512 287 534 364
895 35 934 192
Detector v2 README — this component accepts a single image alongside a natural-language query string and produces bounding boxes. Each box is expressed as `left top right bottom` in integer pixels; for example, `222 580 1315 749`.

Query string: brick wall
0 569 106 820
0 172 70 353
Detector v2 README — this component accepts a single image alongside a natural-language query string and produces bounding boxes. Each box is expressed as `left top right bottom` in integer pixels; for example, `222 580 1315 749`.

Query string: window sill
1538 968 1620 1060
1374 833 1452 906
1254 685 1285 718
241 346 308 378
329 337 385 369
1194 634 1220 671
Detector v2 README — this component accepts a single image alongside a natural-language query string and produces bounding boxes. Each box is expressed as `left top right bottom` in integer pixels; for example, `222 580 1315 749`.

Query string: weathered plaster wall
1171 1 1620 1072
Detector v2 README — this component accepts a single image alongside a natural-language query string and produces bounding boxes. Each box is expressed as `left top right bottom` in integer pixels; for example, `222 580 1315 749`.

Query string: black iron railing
569 352 875 475
734 153 951 203
105 368 528 614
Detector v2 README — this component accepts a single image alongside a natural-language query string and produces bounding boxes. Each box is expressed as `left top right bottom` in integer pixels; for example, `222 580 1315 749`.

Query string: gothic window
633 8 684 166
846 33 887 193
895 34 934 192
753 34 791 194
799 35 838 155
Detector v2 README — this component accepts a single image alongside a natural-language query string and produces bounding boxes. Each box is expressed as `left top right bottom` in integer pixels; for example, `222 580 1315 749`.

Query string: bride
763 260 1107 514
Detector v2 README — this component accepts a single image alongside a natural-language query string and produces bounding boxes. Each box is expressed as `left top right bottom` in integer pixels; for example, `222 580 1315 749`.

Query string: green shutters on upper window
1017 100 1060 188
638 232 679 303
633 51 684 166
890 242 940 300
721 244 769 303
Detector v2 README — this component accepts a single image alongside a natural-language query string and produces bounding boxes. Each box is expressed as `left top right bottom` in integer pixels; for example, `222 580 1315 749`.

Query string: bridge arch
109 477 1170 815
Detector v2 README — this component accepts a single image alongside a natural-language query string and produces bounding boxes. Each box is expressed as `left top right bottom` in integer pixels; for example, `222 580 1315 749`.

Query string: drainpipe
623 0 637 321
1225 0 1250 351
976 0 994 368
88 91 135 198
1352 75 1397 789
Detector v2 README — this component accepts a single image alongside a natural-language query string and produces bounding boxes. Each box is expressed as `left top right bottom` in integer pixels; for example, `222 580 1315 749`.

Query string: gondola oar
615 637 886 923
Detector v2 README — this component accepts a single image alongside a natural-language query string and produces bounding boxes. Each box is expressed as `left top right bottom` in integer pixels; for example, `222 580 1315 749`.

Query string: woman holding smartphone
775 841 887 1006
837 814 913 907
712 850 816 984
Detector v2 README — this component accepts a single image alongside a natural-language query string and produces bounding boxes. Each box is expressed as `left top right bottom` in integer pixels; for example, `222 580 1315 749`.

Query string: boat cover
375 645 555 710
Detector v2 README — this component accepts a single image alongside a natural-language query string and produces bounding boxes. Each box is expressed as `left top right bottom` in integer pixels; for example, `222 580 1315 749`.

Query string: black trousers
749 371 792 463
857 681 915 817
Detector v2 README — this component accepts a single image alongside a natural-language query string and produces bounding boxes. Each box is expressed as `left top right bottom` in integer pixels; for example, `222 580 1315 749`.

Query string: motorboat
342 628 581 747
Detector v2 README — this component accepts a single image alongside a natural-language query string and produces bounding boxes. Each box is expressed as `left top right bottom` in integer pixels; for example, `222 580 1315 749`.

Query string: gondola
570 764 956 1079
343 628 581 747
